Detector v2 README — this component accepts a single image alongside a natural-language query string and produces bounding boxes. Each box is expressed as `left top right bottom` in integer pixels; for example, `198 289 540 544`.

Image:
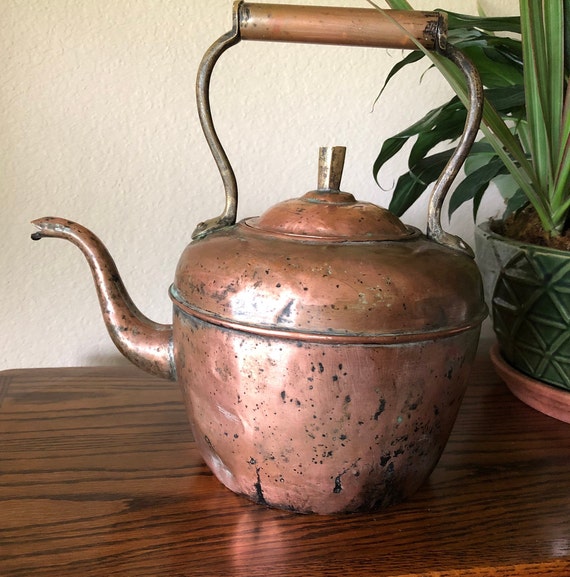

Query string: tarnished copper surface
31 4 487 514
166 146 486 513
172 216 486 340
174 312 480 514
249 191 412 240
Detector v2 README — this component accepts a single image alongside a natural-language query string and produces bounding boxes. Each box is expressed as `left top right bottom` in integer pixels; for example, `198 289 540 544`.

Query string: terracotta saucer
490 344 570 424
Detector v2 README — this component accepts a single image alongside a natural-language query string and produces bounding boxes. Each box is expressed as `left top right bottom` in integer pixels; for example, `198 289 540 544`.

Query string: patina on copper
31 3 487 514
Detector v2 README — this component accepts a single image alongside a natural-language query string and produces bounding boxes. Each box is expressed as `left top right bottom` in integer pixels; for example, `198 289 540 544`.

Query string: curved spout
31 217 176 381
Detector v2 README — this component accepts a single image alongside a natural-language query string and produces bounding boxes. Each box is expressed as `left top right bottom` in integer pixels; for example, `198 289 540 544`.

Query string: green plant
371 0 570 240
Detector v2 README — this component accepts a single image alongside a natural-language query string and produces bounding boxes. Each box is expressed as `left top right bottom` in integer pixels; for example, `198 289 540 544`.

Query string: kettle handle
192 1 483 257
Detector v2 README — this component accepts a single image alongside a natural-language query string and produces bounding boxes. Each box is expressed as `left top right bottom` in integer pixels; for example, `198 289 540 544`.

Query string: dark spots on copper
170 302 478 513
276 299 294 324
211 282 239 302
373 398 386 420
254 468 266 505
333 475 343 494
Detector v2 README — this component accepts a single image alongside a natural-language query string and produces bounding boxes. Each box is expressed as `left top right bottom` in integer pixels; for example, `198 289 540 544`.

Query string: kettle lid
247 147 416 242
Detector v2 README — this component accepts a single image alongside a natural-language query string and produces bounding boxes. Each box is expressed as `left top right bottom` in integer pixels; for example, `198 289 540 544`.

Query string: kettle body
170 207 484 513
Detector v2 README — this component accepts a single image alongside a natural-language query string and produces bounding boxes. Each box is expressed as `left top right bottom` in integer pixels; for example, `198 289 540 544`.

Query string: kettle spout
31 217 176 381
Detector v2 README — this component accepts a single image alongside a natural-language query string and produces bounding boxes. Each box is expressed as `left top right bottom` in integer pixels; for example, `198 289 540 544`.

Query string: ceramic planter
475 222 570 422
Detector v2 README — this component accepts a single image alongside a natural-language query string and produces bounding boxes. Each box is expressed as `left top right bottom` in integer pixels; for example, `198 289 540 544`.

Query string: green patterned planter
475 222 570 392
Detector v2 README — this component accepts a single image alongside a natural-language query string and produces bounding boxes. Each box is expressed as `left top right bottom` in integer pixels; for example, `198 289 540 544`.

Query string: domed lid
246 146 416 242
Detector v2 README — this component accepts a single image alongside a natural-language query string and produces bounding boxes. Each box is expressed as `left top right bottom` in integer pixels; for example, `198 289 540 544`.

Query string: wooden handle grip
238 3 446 50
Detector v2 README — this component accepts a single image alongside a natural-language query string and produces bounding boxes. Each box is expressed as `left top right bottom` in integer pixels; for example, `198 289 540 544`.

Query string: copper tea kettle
32 2 487 514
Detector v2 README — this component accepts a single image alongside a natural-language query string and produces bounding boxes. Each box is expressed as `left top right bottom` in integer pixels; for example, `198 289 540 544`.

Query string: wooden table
1 352 569 576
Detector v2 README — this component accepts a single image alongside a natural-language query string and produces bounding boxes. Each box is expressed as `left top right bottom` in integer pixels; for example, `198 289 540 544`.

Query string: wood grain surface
1 352 569 576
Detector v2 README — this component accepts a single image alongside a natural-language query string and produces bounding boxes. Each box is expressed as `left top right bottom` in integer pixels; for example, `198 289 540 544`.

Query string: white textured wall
1 0 517 370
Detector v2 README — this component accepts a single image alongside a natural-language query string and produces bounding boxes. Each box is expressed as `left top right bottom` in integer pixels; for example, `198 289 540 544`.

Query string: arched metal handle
192 1 483 257
426 45 483 257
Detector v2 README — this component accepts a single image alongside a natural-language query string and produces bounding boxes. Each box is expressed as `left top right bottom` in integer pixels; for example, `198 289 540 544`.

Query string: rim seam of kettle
169 286 486 344
241 220 422 243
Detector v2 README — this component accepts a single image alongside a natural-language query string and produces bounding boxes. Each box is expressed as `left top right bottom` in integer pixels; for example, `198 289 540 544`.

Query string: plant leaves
373 51 425 108
388 151 454 216
373 105 448 183
504 188 528 216
485 85 525 113
463 142 498 174
370 0 569 235
409 103 466 168
448 157 508 218
494 173 525 203
443 11 521 34
566 0 570 77
461 45 523 87
521 0 551 194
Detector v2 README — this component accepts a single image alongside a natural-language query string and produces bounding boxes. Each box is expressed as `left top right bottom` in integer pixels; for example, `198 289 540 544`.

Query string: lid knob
318 146 346 191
